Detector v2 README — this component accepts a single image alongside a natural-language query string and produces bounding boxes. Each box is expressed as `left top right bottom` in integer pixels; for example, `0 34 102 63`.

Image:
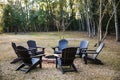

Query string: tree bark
113 0 119 41
98 0 102 44
102 0 120 42
84 0 91 37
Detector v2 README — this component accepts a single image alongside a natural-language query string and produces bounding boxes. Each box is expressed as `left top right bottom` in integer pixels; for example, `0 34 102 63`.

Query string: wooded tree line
0 0 120 42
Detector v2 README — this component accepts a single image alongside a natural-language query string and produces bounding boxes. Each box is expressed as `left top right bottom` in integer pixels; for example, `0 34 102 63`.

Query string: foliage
2 4 13 31
0 24 3 33
0 0 120 41
2 4 22 32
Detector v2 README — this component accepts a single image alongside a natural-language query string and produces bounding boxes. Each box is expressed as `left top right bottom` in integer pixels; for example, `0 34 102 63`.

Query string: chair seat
54 51 62 54
36 51 44 55
31 58 40 64
82 51 96 59
82 54 96 59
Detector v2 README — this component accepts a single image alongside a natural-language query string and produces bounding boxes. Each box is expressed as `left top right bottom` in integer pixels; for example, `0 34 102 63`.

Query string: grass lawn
0 32 120 80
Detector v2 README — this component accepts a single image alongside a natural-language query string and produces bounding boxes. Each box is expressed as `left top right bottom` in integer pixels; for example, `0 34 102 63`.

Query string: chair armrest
36 46 45 50
81 48 88 50
36 46 45 49
53 54 61 58
36 46 45 51
17 48 36 51
79 48 88 51
82 50 96 54
52 46 58 51
31 54 45 58
86 50 96 54
82 50 97 64
28 48 36 51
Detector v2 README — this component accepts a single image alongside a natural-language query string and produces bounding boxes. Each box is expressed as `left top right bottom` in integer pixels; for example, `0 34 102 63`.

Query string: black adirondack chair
82 42 105 64
52 39 68 54
76 40 89 57
10 42 22 64
55 47 78 74
16 46 44 73
27 40 45 55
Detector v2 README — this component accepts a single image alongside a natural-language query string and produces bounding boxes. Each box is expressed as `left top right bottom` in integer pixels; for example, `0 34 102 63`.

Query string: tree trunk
14 26 18 34
78 19 81 31
80 13 85 31
98 0 102 44
93 21 96 36
113 0 119 41
84 0 91 37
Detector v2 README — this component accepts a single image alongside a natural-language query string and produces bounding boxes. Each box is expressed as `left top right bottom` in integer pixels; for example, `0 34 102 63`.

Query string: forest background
0 0 120 42
0 1 120 80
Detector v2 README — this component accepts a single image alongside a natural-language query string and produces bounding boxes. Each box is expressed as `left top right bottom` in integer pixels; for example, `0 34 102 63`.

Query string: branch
65 19 74 29
101 0 120 42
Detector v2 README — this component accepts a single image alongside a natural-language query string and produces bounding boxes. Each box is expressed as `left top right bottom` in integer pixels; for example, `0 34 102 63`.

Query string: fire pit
42 55 56 63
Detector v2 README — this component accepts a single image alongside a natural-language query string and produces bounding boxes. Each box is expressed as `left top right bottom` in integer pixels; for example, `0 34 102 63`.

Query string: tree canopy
0 0 120 41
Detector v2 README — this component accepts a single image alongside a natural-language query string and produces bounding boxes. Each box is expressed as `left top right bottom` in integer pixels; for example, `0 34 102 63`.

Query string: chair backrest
27 40 37 48
79 40 89 49
11 42 17 53
11 42 20 57
61 47 77 66
27 40 37 55
93 42 105 59
16 46 32 65
12 42 16 51
58 39 68 51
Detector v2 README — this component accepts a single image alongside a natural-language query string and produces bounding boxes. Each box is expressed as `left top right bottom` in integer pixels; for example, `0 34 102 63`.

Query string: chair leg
10 57 21 64
39 57 42 68
16 63 25 71
25 62 40 73
59 65 64 74
55 57 58 68
93 59 104 65
39 61 42 68
79 52 82 58
25 67 33 73
25 65 36 73
72 64 78 72
84 53 88 64
25 67 32 73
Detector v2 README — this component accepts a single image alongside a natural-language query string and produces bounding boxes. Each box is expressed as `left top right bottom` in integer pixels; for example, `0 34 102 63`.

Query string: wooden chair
27 40 45 55
52 39 68 54
76 40 89 57
10 42 22 64
16 46 44 73
55 47 78 74
82 42 105 64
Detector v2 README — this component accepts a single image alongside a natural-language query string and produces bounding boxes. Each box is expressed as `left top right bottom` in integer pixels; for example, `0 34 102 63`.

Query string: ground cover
0 32 120 80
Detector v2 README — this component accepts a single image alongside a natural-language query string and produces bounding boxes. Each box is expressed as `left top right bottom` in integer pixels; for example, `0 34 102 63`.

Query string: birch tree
84 0 91 37
113 0 119 41
98 0 102 44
